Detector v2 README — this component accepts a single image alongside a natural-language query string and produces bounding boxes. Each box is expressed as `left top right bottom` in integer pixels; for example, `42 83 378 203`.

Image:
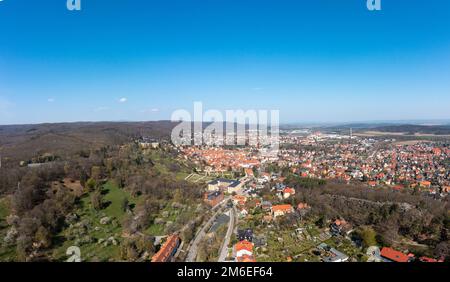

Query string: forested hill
0 121 178 165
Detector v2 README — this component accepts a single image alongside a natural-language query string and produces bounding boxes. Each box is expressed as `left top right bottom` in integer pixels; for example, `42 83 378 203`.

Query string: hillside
0 121 178 166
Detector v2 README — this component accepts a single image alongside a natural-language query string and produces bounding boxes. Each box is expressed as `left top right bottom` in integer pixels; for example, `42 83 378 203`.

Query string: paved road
185 198 229 262
218 207 236 262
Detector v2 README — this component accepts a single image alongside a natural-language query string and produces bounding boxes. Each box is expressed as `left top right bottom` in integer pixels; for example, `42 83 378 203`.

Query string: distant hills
2 120 450 166
0 121 178 165
281 122 450 136
362 124 450 135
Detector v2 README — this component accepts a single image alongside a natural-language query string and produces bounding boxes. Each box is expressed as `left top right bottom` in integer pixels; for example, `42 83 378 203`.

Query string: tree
91 191 103 210
355 226 378 248
91 166 103 180
16 234 33 261
315 215 326 228
34 226 52 249
136 235 155 255
85 178 97 192
121 197 129 212
120 240 139 261
434 241 449 260
181 228 194 243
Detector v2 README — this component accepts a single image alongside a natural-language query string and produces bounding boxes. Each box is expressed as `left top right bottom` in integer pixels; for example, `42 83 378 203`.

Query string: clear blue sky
1 0 449 125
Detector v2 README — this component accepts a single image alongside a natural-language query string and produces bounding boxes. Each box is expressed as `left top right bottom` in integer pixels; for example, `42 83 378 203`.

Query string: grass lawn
52 181 138 261
176 171 190 181
147 150 196 182
185 173 215 184
0 245 16 262
146 224 165 236
102 182 137 221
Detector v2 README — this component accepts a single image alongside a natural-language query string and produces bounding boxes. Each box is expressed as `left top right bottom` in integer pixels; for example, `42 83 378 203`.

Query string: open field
52 181 138 262
393 140 432 145
355 131 450 137
185 173 215 184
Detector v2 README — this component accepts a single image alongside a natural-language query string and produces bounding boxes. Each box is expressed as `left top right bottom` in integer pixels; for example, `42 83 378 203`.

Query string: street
217 206 236 262
185 197 229 262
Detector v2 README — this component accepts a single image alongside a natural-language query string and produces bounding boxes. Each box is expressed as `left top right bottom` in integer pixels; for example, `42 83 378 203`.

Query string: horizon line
1 118 450 127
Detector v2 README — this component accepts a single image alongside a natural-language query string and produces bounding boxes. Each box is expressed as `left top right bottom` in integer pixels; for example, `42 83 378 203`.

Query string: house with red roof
282 187 295 199
380 247 412 262
234 240 255 262
419 256 444 263
271 204 294 218
232 195 247 206
151 234 181 262
204 191 224 207
420 181 432 188
392 184 404 191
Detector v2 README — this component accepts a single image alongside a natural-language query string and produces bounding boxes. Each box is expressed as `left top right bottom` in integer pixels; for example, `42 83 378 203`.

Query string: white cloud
118 97 128 103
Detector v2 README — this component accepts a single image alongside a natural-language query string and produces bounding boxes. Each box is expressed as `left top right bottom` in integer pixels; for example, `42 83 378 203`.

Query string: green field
102 182 138 221
185 173 215 184
52 181 137 261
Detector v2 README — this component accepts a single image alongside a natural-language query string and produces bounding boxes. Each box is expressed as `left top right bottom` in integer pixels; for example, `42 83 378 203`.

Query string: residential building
271 204 294 218
204 191 224 207
380 247 413 262
151 234 181 262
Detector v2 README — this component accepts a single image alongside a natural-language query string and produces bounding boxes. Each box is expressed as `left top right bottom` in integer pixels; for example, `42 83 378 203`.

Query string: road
185 198 229 262
218 207 236 262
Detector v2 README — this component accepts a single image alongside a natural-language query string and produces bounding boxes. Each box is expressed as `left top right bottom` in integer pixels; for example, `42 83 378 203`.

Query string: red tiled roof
380 247 410 262
272 204 293 213
151 235 180 262
233 195 247 202
419 256 443 263
283 187 295 194
235 240 253 253
334 219 347 226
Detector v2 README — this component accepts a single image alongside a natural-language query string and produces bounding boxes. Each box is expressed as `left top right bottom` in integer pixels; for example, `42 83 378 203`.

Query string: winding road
217 206 236 262
185 197 229 262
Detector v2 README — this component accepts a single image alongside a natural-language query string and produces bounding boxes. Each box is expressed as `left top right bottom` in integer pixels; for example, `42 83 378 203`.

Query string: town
148 130 449 263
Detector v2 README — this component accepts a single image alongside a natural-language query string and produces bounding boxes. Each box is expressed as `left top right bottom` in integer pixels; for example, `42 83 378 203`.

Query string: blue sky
0 0 449 124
